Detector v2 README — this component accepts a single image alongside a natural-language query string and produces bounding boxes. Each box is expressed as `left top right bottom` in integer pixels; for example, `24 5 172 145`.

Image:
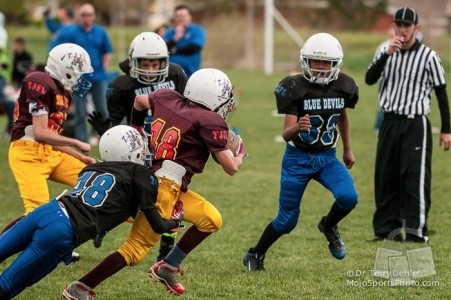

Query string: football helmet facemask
99 125 147 165
45 43 93 97
300 33 343 85
183 68 235 119
129 32 169 85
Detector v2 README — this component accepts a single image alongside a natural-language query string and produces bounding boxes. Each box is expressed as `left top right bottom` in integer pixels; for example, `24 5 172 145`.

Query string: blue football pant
272 145 358 233
0 200 74 299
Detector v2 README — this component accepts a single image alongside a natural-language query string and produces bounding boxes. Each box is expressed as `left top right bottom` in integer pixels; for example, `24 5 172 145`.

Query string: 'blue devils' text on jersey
107 63 188 125
275 73 358 152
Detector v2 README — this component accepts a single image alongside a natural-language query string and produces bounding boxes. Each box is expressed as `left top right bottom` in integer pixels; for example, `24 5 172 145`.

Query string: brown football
227 130 241 157
211 130 241 163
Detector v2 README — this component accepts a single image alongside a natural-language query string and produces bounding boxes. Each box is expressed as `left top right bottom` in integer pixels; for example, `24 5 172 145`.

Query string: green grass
1 26 451 299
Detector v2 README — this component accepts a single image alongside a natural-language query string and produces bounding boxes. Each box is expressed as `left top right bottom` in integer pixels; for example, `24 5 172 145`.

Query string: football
226 129 241 157
211 130 241 163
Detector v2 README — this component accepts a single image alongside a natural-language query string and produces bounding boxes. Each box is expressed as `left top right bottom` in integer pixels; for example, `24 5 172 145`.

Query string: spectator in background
0 11 8 86
53 3 113 143
0 12 7 52
155 23 170 37
0 62 15 136
43 6 74 51
11 37 33 88
0 43 9 80
163 4 206 77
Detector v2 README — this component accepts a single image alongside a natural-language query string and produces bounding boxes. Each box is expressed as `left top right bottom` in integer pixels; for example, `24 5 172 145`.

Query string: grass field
1 25 451 299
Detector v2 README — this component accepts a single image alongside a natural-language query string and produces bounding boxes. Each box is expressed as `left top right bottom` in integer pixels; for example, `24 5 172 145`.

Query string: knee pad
118 237 156 266
117 212 162 266
336 191 358 210
197 211 222 233
272 211 299 234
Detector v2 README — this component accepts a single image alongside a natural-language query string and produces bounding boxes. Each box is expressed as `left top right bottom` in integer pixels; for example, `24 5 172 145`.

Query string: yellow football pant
118 177 223 266
8 140 85 215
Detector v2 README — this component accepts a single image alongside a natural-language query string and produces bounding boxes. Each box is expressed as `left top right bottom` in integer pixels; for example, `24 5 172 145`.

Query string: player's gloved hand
88 111 111 135
170 200 184 233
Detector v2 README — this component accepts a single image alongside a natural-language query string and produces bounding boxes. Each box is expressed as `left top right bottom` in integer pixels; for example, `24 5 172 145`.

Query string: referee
365 7 451 243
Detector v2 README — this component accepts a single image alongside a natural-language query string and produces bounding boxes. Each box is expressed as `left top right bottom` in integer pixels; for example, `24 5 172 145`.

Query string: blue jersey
275 73 358 152
164 23 206 77
53 24 113 81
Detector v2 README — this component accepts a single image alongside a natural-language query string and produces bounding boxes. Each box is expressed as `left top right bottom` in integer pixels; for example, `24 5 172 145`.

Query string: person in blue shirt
0 64 14 136
43 7 74 51
53 3 113 143
163 4 206 78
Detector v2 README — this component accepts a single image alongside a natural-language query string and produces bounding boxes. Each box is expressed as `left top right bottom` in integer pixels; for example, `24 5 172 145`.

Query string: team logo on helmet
122 129 144 152
67 52 88 72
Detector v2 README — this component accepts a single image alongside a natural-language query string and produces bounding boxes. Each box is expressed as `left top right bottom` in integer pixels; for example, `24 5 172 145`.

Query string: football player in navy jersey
88 31 188 258
89 31 187 133
0 125 184 300
243 33 359 271
106 31 187 127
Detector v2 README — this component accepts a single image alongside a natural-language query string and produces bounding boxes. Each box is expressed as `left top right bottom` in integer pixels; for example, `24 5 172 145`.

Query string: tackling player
243 33 359 271
88 31 188 259
63 68 247 297
0 125 184 300
4 43 96 261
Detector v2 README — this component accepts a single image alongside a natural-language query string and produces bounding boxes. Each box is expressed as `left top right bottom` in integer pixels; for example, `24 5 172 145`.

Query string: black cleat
242 248 265 271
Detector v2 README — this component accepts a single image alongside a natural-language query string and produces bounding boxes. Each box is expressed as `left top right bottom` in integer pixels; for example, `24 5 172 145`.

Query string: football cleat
62 281 96 300
148 260 185 295
242 248 265 271
318 217 346 260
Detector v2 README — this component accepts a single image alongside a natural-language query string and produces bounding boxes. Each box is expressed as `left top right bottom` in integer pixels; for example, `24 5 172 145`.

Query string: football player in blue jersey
0 125 184 299
243 32 359 271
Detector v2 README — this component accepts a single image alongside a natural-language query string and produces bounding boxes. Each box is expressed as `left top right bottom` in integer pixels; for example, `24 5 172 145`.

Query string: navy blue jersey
59 161 160 246
275 73 358 152
107 62 188 125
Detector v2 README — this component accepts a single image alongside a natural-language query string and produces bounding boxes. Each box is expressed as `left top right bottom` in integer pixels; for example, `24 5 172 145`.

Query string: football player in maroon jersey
5 43 95 231
63 68 246 297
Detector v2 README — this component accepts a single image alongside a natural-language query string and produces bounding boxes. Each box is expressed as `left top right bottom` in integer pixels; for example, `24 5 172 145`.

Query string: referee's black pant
373 113 431 239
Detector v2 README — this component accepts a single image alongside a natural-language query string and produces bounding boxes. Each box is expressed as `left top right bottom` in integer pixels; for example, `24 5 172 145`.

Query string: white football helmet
99 125 147 165
45 43 93 97
183 68 235 119
129 32 169 84
300 33 343 85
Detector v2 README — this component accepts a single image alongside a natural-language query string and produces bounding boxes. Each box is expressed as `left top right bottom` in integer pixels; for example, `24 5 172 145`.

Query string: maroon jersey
10 71 72 141
148 89 229 190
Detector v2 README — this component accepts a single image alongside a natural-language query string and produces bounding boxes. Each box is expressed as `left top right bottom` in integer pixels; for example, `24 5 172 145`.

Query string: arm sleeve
166 40 177 51
130 107 148 126
45 18 62 34
141 207 179 234
173 44 202 55
434 85 451 133
365 53 389 85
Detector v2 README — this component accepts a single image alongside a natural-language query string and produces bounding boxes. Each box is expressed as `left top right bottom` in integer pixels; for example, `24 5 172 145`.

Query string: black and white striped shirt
366 40 446 116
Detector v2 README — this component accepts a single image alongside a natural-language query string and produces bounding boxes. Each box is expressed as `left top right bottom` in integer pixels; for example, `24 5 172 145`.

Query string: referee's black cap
393 7 418 25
